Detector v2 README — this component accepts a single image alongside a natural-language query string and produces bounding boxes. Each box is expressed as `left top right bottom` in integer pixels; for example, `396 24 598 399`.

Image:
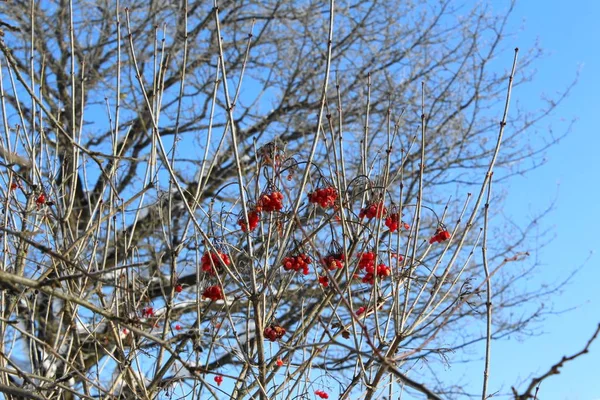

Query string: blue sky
453 1 600 399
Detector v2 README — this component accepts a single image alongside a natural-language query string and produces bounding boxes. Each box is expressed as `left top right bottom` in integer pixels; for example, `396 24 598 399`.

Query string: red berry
318 275 329 287
214 375 223 386
359 256 390 284
391 253 404 261
202 285 224 301
264 325 286 341
175 324 182 331
276 358 284 367
356 306 366 316
308 186 338 208
359 201 386 219
239 210 260 232
174 284 183 293
429 228 451 244
315 390 329 399
282 254 312 275
377 263 391 277
201 251 231 275
36 193 46 208
142 306 154 318
322 253 344 270
257 191 284 212
385 213 399 232
357 252 376 270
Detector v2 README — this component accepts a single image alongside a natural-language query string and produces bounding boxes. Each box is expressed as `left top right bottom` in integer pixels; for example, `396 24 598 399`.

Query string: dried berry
264 324 286 342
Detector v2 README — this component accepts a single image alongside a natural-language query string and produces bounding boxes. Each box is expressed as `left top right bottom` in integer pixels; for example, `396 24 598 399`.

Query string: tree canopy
0 1 571 399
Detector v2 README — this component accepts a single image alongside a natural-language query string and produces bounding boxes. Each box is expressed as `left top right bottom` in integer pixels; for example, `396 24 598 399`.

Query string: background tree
0 0 573 399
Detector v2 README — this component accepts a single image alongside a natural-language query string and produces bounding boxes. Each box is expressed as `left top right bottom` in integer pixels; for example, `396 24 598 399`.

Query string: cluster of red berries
385 213 410 232
142 306 154 318
322 253 344 270
264 324 286 341
238 210 260 232
202 285 224 301
362 264 391 284
36 193 46 208
282 253 312 275
214 375 223 386
315 390 329 399
357 252 391 284
318 275 329 287
391 252 404 261
308 186 338 208
359 201 387 219
201 251 231 275
429 227 451 244
357 252 376 270
257 191 284 212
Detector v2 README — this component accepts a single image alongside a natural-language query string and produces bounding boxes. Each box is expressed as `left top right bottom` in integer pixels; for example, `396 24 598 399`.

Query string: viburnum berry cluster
202 285 224 301
322 253 344 270
308 186 338 208
385 212 410 232
315 390 329 399
36 193 46 208
318 275 329 287
257 191 284 212
359 200 387 219
238 209 260 232
362 264 391 284
282 253 312 275
357 251 376 270
264 324 286 341
141 306 154 318
429 227 451 244
357 252 391 284
201 251 231 275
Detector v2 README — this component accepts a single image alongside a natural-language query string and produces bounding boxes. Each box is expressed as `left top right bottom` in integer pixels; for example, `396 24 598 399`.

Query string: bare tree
0 0 574 399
